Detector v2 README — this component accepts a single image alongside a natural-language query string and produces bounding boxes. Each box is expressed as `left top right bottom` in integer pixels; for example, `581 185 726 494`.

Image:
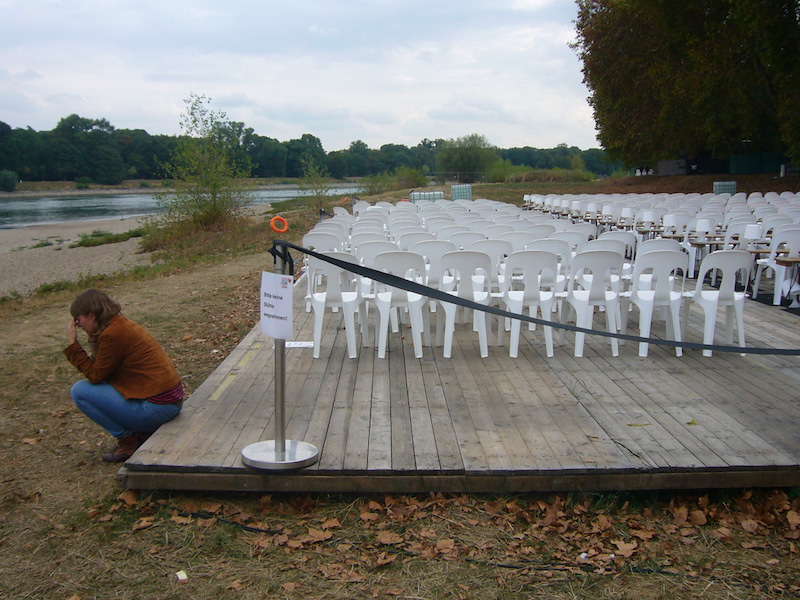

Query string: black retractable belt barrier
276 240 800 357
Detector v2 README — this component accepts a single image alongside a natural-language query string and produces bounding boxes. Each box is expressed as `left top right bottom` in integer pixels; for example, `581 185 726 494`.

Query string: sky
0 0 599 152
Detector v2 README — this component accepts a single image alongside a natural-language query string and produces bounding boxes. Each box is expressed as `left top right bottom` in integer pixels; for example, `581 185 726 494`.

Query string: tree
0 169 17 192
436 134 499 182
573 0 800 165
160 94 250 229
250 135 287 177
300 156 331 219
285 134 325 177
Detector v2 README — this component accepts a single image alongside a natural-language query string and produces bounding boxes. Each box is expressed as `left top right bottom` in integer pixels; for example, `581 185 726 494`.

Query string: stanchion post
241 239 320 470
274 249 287 461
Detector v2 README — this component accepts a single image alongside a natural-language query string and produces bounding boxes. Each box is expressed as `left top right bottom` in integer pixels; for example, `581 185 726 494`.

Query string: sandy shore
0 215 152 296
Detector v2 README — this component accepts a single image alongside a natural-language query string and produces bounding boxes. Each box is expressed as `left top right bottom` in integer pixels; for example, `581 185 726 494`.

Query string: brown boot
101 432 148 463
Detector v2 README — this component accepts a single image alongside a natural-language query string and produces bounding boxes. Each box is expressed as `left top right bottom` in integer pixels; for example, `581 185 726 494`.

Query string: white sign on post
260 271 293 340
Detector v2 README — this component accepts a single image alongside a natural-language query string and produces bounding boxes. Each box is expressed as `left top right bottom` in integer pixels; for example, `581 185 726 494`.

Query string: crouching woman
64 289 184 462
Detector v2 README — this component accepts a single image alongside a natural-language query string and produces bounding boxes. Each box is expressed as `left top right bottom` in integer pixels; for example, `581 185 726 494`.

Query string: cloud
0 0 598 148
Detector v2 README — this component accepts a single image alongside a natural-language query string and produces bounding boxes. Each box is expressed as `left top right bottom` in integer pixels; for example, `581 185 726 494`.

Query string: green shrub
393 166 427 188
362 172 394 195
505 167 595 183
0 170 19 192
69 228 144 248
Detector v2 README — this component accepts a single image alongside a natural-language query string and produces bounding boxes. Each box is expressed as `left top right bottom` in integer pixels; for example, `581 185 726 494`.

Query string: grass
69 228 145 248
2 178 800 598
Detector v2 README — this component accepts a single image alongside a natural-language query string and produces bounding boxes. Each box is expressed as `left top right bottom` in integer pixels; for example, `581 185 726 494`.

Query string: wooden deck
120 279 800 493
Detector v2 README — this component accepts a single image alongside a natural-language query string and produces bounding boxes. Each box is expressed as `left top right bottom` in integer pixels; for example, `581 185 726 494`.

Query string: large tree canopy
574 0 800 165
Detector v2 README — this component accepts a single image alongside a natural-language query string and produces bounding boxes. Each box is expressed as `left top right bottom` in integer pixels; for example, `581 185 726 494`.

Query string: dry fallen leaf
740 518 759 533
593 514 613 532
612 539 638 557
377 530 404 545
118 490 139 506
21 438 40 445
171 515 193 525
689 510 707 526
631 529 657 541
673 505 689 525
418 528 437 539
321 518 341 529
435 538 455 554
360 511 379 522
132 516 155 531
713 527 732 540
306 528 333 543
375 552 397 566
228 580 245 591
787 511 800 530
282 582 299 592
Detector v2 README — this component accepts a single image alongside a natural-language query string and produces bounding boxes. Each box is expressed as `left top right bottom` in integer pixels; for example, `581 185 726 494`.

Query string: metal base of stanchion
241 440 320 470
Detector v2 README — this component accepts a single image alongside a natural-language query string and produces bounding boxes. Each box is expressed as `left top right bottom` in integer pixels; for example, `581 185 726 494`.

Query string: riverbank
0 177 360 199
0 215 151 296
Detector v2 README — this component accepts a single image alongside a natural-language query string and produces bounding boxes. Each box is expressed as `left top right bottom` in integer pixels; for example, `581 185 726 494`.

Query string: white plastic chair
564 251 624 357
303 231 342 252
622 250 687 357
302 231 346 311
414 239 458 291
484 224 514 238
683 218 714 278
468 239 513 292
372 251 428 359
449 231 486 249
505 231 541 253
397 231 435 251
502 251 559 358
437 251 492 358
354 240 399 297
309 252 366 359
683 250 752 357
752 229 800 305
598 230 637 259
525 223 557 239
550 230 590 253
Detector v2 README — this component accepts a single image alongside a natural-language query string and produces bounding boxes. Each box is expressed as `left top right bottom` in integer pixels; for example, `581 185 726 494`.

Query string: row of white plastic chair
304 238 756 361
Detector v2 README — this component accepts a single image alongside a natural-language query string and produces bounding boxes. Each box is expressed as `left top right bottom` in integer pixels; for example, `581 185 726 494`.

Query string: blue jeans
72 380 181 439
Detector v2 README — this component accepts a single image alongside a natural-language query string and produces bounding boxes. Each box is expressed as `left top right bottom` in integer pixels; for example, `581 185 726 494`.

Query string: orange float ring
270 215 289 233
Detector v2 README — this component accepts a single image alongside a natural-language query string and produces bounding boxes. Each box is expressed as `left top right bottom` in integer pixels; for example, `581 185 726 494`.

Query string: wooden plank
519 340 636 470
450 326 512 471
342 346 375 470
432 337 489 471
221 308 337 467
316 330 358 470
481 346 560 470
367 329 392 470
419 352 463 472
120 467 800 494
186 306 319 469
388 328 415 471
402 333 441 471
585 348 729 468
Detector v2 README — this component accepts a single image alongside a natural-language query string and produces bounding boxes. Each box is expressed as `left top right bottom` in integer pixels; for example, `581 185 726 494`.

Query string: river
0 185 362 229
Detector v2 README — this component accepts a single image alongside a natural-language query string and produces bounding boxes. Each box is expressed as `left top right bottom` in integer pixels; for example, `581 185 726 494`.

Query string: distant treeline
0 114 616 184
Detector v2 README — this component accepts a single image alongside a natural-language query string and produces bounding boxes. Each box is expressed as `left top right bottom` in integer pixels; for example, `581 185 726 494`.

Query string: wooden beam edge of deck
118 466 800 494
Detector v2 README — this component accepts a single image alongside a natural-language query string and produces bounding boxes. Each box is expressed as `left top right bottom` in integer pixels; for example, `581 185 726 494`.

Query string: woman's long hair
70 289 121 331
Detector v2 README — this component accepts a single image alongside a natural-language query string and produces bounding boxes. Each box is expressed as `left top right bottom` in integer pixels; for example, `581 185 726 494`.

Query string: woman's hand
68 319 78 345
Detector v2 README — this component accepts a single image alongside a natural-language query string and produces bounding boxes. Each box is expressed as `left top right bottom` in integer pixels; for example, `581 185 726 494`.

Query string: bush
393 166 427 188
505 167 595 183
362 172 394 195
0 170 18 192
156 94 250 231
